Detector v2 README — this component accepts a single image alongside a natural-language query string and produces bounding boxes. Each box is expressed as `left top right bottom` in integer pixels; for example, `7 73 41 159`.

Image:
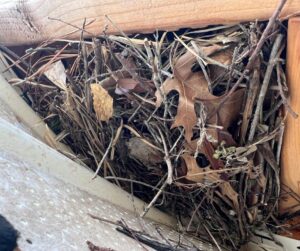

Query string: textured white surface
0 152 206 251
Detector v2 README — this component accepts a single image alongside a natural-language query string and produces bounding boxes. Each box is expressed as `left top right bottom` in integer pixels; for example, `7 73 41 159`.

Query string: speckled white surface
0 152 212 251
0 95 212 251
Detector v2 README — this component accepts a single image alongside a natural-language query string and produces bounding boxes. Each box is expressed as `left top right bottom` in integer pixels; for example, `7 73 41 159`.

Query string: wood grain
0 0 300 45
280 17 300 215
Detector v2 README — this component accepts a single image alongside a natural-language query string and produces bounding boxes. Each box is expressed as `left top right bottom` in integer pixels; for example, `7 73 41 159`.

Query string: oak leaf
181 153 239 211
185 129 237 169
91 84 113 121
155 45 244 142
181 153 207 183
202 89 245 130
181 153 223 183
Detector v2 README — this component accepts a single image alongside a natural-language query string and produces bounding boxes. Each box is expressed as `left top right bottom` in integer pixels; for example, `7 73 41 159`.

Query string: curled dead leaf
202 89 245 130
127 137 163 166
181 154 206 183
185 129 236 169
44 60 67 91
181 153 223 184
91 84 113 121
155 44 244 142
180 153 240 211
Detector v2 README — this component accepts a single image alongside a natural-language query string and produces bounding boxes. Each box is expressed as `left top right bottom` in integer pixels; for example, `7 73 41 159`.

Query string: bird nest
2 14 298 250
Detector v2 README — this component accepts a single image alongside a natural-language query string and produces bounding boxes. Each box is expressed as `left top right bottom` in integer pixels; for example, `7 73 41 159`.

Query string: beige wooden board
280 17 300 214
0 0 300 45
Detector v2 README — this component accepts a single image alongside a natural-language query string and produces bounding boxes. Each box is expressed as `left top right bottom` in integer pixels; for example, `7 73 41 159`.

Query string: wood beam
280 18 300 240
0 0 300 45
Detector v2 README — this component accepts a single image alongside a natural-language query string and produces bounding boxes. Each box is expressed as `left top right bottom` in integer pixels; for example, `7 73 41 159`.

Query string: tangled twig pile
3 5 298 250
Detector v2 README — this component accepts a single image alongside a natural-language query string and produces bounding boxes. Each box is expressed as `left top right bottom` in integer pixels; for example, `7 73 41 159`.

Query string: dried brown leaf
203 89 245 130
91 84 113 121
185 129 236 169
155 45 244 142
199 137 225 169
181 154 240 210
181 153 222 183
181 154 206 183
127 137 163 166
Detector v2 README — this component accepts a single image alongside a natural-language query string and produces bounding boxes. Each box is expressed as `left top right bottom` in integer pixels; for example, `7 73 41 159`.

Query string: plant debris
86 241 116 251
91 83 114 121
2 2 299 249
88 214 200 251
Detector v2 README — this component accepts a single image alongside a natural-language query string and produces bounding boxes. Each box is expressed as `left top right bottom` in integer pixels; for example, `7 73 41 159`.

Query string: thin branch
92 136 113 179
248 34 283 141
211 0 287 118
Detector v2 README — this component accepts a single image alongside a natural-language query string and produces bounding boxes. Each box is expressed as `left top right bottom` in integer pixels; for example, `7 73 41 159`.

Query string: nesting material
2 3 298 249
90 84 113 122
